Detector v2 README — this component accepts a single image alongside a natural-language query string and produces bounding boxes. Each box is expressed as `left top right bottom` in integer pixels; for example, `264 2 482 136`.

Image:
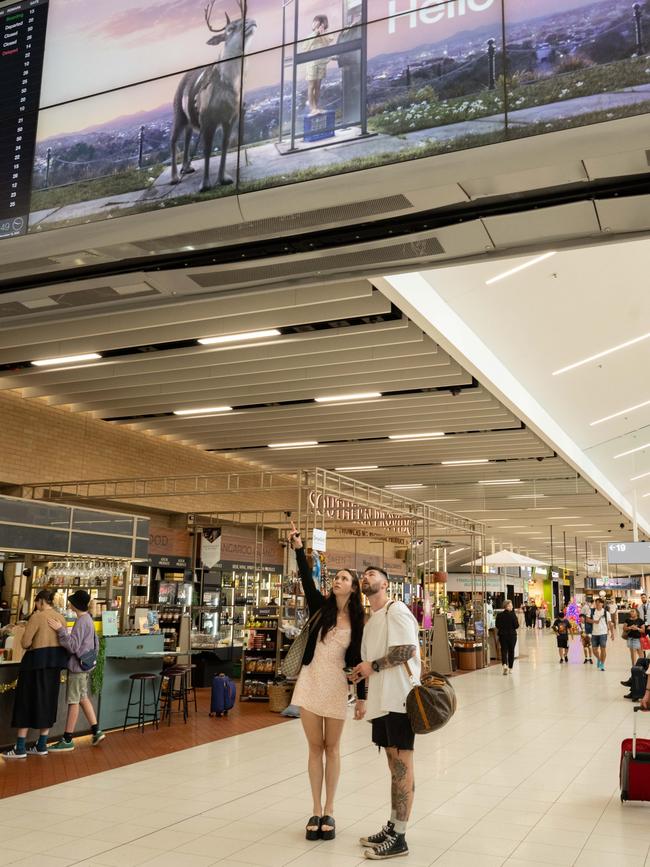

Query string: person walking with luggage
586 597 610 671
288 524 366 842
47 590 104 750
552 612 571 664
3 589 67 759
496 600 519 675
623 607 645 667
351 566 421 861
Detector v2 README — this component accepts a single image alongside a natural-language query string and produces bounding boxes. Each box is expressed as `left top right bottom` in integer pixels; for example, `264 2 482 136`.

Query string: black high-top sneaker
364 831 409 860
360 821 395 849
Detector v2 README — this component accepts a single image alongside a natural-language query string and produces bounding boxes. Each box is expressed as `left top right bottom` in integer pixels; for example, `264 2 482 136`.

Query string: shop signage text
309 491 416 532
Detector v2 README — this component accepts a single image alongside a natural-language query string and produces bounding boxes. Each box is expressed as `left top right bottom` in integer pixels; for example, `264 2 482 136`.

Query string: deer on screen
170 0 256 191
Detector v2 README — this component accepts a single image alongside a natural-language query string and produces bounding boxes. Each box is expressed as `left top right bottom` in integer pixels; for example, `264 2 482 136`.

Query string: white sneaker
502 665 508 675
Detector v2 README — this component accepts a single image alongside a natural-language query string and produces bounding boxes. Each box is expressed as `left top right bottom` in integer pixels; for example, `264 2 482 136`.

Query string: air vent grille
191 236 444 289
130 194 413 255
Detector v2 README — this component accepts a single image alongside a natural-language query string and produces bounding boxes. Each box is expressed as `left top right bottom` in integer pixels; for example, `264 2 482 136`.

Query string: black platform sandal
305 816 321 841
320 815 336 841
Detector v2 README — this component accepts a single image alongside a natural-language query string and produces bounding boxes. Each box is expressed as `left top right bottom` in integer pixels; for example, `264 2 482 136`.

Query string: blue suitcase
210 674 236 717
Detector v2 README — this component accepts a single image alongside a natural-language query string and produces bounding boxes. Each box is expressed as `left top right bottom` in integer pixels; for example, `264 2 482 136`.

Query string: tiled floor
1 628 648 867
0 694 287 798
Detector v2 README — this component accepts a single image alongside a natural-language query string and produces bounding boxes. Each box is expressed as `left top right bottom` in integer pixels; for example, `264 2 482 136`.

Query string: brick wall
0 390 298 515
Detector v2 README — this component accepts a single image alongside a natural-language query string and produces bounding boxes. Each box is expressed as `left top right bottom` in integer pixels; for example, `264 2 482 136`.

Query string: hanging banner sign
312 528 327 552
308 491 416 532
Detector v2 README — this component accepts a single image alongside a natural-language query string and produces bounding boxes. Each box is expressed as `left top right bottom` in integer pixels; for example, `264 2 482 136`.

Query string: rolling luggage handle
633 706 650 758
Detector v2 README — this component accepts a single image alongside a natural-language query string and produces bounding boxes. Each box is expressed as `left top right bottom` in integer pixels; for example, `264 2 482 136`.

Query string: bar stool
183 664 198 714
123 673 159 733
159 665 188 725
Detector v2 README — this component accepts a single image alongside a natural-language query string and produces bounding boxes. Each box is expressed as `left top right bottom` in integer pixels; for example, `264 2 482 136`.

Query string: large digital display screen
2 0 650 238
0 0 48 239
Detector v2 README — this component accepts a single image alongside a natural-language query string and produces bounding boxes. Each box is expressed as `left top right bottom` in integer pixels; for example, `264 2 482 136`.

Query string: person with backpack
552 612 571 664
585 597 610 671
47 590 104 750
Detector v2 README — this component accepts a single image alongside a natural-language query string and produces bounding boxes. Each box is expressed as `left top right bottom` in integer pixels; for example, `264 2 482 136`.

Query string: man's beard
363 583 380 596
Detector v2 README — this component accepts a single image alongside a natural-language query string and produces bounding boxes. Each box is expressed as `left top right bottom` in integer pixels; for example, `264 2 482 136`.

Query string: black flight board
0 0 48 239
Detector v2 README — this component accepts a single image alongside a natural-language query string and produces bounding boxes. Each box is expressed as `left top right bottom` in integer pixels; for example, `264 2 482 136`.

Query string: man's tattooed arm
374 644 416 671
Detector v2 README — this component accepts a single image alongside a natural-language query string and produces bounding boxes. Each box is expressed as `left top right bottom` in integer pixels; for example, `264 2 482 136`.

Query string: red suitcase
620 707 650 802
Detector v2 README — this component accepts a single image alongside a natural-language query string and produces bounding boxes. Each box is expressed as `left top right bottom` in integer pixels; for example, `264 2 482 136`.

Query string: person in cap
47 590 104 750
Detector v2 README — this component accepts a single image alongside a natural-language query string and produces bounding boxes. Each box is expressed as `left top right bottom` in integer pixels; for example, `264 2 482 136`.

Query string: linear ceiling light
335 465 379 471
389 432 445 440
426 499 461 503
268 441 318 449
449 547 466 555
478 479 522 486
173 406 233 416
553 331 650 376
32 353 102 367
564 524 593 527
198 329 281 346
441 459 489 465
631 471 650 482
508 494 546 499
485 251 556 286
385 484 425 489
315 392 381 403
546 516 581 520
614 442 650 459
591 399 650 426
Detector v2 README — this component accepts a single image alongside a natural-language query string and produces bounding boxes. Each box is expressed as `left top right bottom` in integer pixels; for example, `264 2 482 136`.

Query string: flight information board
0 0 48 239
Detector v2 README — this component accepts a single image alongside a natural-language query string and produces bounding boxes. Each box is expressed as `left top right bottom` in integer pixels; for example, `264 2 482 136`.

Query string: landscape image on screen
27 0 650 234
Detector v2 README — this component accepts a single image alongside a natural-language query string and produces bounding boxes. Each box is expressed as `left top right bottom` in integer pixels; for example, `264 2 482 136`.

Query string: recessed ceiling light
553 330 650 376
449 547 466 555
32 353 102 367
335 466 379 471
426 499 461 503
485 251 556 286
564 524 593 527
388 432 445 440
268 441 318 449
631 471 650 482
526 507 564 511
198 329 281 346
499 525 526 529
315 392 381 403
478 479 522 486
385 484 425 489
508 494 546 499
441 459 489 465
590 399 650 426
614 442 650 459
173 406 233 416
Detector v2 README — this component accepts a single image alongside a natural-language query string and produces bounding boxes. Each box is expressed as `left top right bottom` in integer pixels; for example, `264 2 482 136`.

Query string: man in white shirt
586 597 610 671
352 566 420 861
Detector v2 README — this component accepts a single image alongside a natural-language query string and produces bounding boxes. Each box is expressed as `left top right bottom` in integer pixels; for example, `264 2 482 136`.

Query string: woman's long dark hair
318 571 365 659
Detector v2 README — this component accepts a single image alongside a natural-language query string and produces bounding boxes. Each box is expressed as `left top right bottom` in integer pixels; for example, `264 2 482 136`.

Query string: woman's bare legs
322 717 345 831
301 709 325 829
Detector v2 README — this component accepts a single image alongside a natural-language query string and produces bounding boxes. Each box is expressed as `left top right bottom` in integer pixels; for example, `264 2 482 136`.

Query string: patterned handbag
403 661 457 735
281 609 322 678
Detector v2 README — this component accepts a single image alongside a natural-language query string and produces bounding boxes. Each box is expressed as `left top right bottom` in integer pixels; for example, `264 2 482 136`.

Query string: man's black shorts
556 637 568 649
371 712 415 751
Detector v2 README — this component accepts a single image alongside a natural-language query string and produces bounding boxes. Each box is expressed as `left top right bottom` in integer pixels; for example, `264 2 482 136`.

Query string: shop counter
0 660 99 749
99 634 164 731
